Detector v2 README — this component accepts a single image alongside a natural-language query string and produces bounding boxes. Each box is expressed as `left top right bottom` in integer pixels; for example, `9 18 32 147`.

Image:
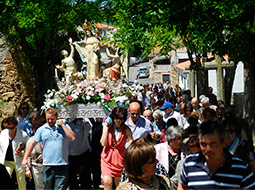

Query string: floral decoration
42 79 142 112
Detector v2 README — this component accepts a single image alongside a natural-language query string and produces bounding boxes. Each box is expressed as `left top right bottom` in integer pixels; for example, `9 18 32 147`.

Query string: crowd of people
0 82 255 189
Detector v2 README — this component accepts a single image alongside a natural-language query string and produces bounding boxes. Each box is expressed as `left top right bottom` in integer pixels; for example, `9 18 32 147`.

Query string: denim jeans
43 165 68 190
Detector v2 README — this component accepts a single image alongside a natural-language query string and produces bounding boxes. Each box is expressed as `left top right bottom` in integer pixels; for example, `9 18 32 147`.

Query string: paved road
128 62 155 85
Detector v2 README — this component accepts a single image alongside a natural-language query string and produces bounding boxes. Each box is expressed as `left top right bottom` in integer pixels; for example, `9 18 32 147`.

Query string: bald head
143 109 152 121
191 97 198 109
129 102 141 122
129 102 140 111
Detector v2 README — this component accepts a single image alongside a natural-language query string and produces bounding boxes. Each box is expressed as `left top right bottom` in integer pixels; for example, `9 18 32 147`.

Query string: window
163 74 170 83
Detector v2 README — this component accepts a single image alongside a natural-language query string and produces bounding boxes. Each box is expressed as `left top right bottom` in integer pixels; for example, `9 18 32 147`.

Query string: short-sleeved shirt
125 116 152 148
180 151 255 189
16 116 33 137
33 122 70 166
125 116 152 140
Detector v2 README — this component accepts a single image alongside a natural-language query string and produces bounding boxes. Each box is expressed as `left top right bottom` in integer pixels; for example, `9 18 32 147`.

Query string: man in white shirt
161 102 183 128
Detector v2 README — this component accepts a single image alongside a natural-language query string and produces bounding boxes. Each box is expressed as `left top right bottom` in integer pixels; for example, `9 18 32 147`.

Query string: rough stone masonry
0 33 36 122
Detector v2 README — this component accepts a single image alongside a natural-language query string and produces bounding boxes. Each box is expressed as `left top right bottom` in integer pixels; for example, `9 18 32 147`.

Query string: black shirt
5 139 14 161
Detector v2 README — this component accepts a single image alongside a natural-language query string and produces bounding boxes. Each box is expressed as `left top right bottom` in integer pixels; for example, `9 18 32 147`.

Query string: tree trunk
244 60 255 125
33 47 58 110
224 65 236 106
196 68 208 96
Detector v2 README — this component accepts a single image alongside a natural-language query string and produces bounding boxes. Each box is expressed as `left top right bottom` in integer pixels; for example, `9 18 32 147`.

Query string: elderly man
161 102 183 128
22 108 76 189
143 109 153 122
191 97 201 114
178 121 255 189
125 101 159 143
199 97 210 110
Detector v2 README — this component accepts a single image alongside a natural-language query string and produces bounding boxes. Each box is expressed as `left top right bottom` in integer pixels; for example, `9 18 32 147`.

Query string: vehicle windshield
139 68 147 73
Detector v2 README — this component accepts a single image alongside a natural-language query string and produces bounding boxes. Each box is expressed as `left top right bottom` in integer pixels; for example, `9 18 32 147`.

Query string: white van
138 66 149 78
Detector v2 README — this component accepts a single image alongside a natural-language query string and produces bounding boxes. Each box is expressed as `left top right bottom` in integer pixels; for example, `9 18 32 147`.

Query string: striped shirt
180 150 255 189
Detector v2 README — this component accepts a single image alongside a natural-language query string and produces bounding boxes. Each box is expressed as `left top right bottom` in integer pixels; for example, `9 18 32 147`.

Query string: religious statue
56 38 78 86
103 47 121 80
73 20 101 80
120 50 129 80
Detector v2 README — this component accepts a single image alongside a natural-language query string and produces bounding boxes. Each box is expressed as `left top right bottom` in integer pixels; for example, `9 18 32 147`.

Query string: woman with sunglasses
222 114 255 174
100 106 133 190
16 101 33 137
0 116 29 189
117 138 172 190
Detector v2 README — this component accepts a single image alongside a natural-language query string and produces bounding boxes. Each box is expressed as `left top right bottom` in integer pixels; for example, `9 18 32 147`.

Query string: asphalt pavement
128 62 155 85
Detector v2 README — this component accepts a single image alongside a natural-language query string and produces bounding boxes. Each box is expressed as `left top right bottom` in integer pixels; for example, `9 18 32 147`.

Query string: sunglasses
130 112 139 116
7 126 16 130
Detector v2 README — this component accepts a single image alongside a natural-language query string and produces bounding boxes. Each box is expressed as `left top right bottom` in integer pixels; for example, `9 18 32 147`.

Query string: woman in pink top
100 106 133 190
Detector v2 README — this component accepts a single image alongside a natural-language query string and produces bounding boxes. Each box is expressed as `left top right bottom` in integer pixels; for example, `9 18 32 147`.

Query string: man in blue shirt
125 101 160 144
22 108 75 189
178 121 255 189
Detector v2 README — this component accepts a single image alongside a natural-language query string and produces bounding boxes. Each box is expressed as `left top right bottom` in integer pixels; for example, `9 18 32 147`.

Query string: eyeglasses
21 107 28 110
225 128 235 134
130 112 139 116
7 126 16 130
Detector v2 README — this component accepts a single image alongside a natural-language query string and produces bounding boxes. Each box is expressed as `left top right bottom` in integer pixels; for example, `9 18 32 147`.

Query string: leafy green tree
0 0 112 107
112 0 255 121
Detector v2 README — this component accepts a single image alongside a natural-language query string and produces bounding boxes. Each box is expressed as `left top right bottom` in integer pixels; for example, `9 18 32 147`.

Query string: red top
100 124 128 177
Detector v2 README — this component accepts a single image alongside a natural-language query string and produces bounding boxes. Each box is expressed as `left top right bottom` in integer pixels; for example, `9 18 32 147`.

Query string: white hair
201 97 210 104
199 94 206 102
165 125 183 141
152 109 163 118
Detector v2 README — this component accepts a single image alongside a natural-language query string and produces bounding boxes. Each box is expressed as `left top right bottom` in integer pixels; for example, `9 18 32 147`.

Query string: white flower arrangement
42 79 139 112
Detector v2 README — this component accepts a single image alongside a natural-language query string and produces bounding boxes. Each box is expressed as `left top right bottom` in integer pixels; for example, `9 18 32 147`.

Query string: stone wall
0 34 36 120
